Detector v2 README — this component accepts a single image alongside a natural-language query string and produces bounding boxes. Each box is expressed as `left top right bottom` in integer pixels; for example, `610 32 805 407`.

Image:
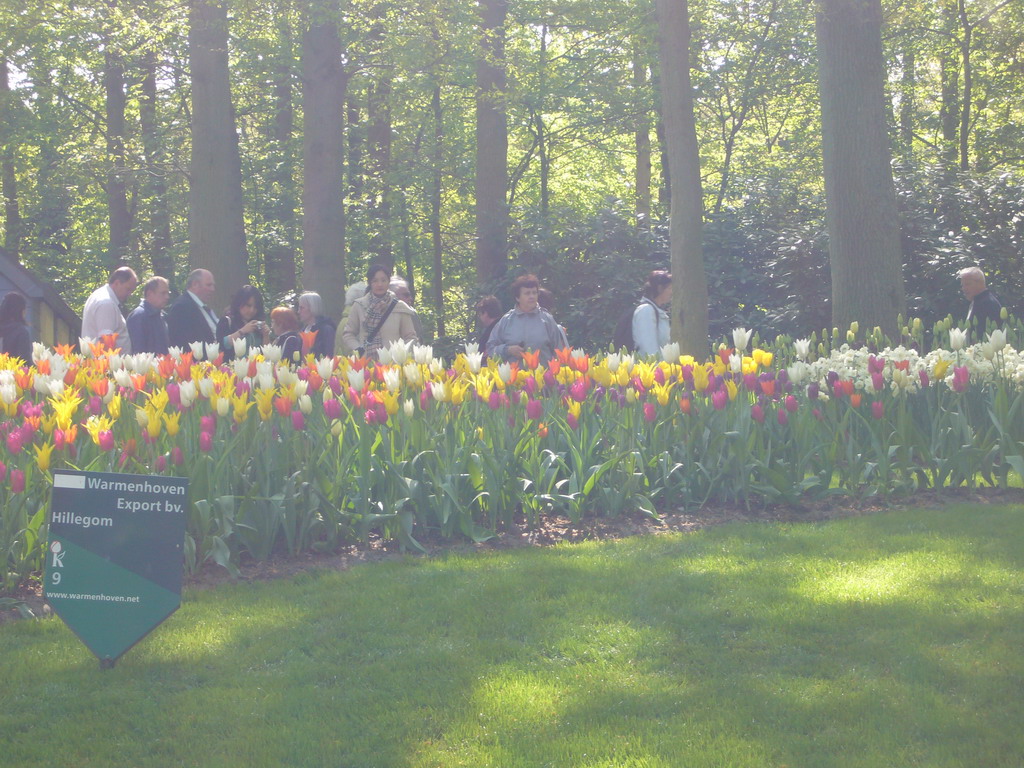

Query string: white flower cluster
798 329 1024 394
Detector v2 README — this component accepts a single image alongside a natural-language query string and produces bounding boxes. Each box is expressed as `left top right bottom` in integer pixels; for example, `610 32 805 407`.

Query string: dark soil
5 487 1023 625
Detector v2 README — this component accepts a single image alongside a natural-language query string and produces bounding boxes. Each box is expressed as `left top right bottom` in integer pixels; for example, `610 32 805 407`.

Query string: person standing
959 266 1002 341
632 270 672 357
216 285 270 361
474 295 502 354
126 276 171 355
342 264 418 358
81 266 138 353
487 273 567 364
389 277 425 342
270 306 303 364
297 292 337 358
0 292 33 363
166 268 219 349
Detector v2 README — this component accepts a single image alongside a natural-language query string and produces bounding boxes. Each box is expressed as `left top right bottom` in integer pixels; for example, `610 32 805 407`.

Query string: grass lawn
1 504 1022 768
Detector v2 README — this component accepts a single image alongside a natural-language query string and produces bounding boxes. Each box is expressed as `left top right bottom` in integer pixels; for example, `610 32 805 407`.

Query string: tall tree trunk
104 5 132 268
475 0 508 284
957 0 972 172
633 45 652 230
346 96 362 232
816 0 905 337
939 2 959 165
139 51 174 281
899 47 915 157
366 70 393 269
430 80 445 336
265 1 298 298
189 0 250 310
301 4 348 321
0 58 22 260
536 24 549 226
656 0 708 356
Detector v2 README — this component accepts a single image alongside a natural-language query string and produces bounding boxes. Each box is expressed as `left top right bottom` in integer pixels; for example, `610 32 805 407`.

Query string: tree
189 0 249 309
815 0 905 336
301 1 348 320
656 0 708 356
475 0 508 284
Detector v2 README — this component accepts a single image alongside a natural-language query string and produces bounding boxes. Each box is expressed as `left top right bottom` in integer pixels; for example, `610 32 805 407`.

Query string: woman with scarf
341 263 418 358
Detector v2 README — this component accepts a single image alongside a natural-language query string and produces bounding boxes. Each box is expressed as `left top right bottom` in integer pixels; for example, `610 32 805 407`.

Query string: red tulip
10 468 25 493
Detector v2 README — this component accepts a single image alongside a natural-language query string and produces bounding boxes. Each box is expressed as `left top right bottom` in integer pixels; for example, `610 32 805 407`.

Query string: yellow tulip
34 442 54 472
162 411 181 437
725 379 739 401
692 365 710 393
107 393 122 420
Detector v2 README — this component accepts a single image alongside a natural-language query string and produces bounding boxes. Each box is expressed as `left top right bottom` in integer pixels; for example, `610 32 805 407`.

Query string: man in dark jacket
959 266 1003 341
127 276 171 354
166 269 218 349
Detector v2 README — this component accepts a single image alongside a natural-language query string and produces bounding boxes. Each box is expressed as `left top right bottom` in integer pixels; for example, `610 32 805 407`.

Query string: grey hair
958 266 986 285
298 291 324 318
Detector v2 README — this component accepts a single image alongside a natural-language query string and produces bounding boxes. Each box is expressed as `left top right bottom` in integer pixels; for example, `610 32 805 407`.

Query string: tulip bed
1 323 1023 586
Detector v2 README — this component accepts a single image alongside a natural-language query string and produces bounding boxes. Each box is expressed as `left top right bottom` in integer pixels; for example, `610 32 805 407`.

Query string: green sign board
45 470 188 667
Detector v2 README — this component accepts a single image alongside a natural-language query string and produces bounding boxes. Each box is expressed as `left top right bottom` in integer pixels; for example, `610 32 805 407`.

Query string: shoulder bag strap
364 299 398 346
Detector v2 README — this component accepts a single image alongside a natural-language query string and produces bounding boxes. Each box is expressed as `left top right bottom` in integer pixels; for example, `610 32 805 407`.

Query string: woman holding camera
216 285 270 360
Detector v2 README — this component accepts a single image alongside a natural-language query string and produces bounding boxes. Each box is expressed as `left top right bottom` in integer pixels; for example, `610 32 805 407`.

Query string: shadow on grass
1 504 1022 767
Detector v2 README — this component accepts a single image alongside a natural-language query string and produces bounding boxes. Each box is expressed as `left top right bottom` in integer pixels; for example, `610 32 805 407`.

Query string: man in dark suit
167 269 219 349
959 266 1003 342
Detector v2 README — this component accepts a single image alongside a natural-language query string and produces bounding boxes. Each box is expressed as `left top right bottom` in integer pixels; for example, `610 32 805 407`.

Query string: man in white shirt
81 267 139 353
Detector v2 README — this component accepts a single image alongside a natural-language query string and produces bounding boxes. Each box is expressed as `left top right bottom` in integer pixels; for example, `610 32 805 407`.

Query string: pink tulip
171 446 184 466
420 388 431 411
872 401 884 420
99 431 116 452
918 370 929 388
0 459 7 482
166 382 181 405
523 376 537 395
751 403 765 424
952 366 969 393
543 369 556 389
373 403 387 425
785 395 798 413
871 371 884 392
812 408 823 421
569 378 589 403
323 398 342 420
200 415 217 434
488 391 501 411
526 398 543 421
5 431 22 454
199 431 213 452
643 402 656 423
777 409 789 427
712 390 727 411
291 411 305 431
328 376 343 396
567 412 579 431
10 469 25 494
155 455 167 472
654 367 666 385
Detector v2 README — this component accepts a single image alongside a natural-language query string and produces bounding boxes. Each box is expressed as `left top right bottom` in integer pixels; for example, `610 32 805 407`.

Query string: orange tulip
158 356 176 379
36 359 51 375
521 349 541 370
89 378 109 397
54 343 75 359
554 347 572 365
100 333 121 352
538 422 549 438
299 330 319 353
14 368 33 390
850 393 862 408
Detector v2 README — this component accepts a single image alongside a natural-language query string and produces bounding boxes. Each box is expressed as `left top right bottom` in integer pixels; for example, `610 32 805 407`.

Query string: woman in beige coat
341 263 418 357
